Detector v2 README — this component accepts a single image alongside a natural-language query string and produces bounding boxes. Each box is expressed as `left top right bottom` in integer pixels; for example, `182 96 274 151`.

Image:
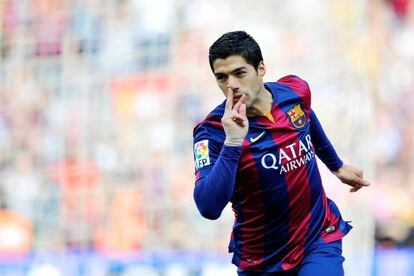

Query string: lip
233 95 243 102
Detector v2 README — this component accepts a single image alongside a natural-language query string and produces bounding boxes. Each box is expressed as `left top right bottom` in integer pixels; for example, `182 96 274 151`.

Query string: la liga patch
194 140 210 170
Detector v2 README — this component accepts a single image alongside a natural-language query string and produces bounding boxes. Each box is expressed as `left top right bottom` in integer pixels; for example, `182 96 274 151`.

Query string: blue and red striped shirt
193 75 352 272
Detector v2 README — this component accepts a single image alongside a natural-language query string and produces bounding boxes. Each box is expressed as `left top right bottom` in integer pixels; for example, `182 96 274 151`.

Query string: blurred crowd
0 0 195 254
369 0 414 248
0 0 412 262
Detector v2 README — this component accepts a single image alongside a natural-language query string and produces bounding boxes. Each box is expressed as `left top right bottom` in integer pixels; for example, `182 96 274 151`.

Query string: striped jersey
192 75 352 272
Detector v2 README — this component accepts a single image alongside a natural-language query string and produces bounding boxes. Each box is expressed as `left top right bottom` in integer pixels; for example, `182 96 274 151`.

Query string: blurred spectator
69 0 103 55
1 0 18 59
30 0 67 57
2 151 40 222
100 0 139 74
94 187 147 254
0 209 33 256
51 150 102 249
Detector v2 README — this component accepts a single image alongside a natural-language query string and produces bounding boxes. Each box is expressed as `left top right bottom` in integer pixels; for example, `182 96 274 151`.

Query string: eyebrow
214 66 247 77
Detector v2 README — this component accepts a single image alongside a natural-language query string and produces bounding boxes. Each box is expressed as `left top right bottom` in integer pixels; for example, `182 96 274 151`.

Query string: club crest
286 104 306 128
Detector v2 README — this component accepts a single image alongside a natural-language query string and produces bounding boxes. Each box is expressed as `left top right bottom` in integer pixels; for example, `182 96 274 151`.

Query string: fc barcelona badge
286 104 306 128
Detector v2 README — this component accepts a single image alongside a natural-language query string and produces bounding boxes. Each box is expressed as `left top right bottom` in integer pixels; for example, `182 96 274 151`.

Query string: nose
226 76 239 92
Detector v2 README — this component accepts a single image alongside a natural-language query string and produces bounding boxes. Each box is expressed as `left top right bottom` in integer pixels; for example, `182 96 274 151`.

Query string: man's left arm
310 109 370 192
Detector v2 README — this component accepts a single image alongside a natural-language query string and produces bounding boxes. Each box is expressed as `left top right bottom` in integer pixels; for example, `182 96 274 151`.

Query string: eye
236 71 246 77
216 75 227 82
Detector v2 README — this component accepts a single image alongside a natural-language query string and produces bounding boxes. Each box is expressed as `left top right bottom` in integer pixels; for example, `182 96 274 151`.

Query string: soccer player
192 31 370 275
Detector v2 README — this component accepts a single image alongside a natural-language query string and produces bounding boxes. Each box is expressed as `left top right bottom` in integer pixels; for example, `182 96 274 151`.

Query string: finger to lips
237 95 246 112
239 101 246 116
225 88 234 111
233 94 245 111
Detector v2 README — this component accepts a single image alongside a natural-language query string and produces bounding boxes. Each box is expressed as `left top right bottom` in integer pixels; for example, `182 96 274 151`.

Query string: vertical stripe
304 160 326 244
234 139 265 271
321 195 340 243
254 117 290 272
277 78 339 246
269 101 313 271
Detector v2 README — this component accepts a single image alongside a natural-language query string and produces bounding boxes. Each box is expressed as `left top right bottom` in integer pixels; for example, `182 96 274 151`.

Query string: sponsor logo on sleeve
194 140 210 170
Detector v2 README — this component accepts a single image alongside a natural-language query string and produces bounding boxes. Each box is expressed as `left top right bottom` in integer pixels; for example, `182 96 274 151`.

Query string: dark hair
208 31 263 72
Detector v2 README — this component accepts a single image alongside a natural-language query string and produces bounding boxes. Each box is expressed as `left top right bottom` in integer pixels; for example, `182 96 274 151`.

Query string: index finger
353 177 370 187
225 88 233 111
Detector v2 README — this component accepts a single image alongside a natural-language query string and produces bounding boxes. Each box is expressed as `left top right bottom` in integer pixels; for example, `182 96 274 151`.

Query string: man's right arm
193 142 242 220
193 88 248 220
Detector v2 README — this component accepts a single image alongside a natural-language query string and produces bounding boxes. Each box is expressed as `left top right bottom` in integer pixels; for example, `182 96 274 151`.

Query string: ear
258 61 266 78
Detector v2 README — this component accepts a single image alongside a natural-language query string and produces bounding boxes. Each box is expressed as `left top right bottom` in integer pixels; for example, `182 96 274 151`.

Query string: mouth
233 94 245 103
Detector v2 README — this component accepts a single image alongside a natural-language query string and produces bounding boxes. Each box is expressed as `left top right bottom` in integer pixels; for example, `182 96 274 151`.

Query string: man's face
212 55 266 108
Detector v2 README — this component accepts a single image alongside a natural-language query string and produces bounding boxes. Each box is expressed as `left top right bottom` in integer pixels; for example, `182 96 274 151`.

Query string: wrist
224 137 244 146
333 164 346 179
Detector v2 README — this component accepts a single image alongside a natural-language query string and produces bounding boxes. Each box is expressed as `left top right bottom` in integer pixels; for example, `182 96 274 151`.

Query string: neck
246 86 273 117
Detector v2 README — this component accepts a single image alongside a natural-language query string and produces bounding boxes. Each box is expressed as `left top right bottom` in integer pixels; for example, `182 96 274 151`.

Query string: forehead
212 55 252 74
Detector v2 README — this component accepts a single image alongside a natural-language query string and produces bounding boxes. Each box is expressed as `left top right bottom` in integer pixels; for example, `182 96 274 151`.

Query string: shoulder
265 75 311 96
276 74 311 101
276 75 310 92
272 75 312 112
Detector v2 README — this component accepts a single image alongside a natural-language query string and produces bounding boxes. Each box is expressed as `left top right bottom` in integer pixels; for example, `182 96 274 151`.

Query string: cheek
217 83 227 96
222 87 228 97
247 76 260 89
248 80 261 95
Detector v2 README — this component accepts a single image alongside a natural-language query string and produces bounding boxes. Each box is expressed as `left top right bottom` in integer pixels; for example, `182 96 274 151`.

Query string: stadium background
0 0 413 275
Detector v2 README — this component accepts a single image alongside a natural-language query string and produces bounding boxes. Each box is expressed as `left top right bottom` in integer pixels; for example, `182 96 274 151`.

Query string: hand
333 164 370 192
221 88 248 146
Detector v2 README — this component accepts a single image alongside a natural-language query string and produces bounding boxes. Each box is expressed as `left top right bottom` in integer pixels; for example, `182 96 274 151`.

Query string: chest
238 103 314 180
